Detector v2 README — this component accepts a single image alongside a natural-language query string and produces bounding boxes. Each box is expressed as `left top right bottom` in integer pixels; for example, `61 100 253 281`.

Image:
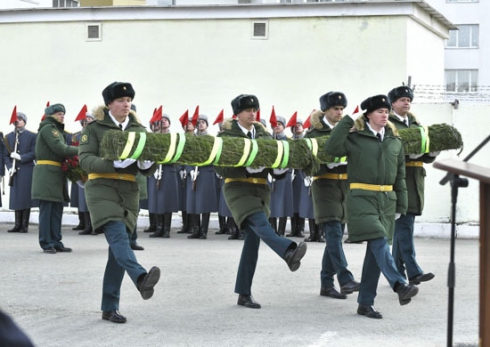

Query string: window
446 25 478 48
86 23 102 41
252 21 268 40
53 0 79 7
445 69 478 92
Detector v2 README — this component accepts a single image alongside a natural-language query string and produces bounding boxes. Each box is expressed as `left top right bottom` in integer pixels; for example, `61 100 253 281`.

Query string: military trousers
38 200 64 250
357 237 406 306
234 211 294 295
101 221 146 312
320 221 354 288
392 213 423 280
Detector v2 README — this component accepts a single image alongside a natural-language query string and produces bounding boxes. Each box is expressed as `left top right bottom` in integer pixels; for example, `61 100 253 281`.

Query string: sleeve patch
52 130 60 138
81 134 88 143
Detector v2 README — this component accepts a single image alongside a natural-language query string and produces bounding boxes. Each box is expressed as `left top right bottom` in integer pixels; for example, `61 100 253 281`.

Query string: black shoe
409 272 435 285
54 246 72 253
357 305 383 319
344 237 362 244
43 248 56 254
284 242 307 272
78 229 92 235
131 243 145 251
102 310 127 324
340 280 361 294
237 294 261 309
138 266 161 300
320 286 347 299
72 224 85 231
396 283 419 305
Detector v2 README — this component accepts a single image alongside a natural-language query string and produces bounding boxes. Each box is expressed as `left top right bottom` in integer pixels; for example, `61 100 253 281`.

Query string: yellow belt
37 160 62 167
88 173 136 182
405 161 424 167
350 183 393 192
313 173 348 181
225 177 267 185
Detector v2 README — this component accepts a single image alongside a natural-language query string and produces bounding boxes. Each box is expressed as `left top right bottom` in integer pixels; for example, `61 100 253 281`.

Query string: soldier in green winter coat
326 94 418 319
214 94 307 310
306 92 360 300
388 86 437 286
78 82 160 324
32 104 78 254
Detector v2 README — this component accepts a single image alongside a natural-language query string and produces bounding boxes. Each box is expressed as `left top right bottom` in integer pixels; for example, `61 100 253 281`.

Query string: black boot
228 218 243 240
79 212 93 235
19 209 30 233
72 211 85 231
216 215 228 235
150 214 165 238
296 216 305 237
317 223 325 243
144 213 157 233
304 219 318 242
269 217 277 235
199 213 210 239
8 210 22 233
286 215 297 237
162 212 172 238
187 214 201 239
278 217 287 236
177 211 189 234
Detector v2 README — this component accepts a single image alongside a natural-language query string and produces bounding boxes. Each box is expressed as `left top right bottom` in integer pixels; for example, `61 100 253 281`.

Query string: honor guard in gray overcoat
4 112 38 233
388 86 436 286
148 114 180 239
32 104 78 253
186 115 219 239
307 92 360 300
268 116 293 236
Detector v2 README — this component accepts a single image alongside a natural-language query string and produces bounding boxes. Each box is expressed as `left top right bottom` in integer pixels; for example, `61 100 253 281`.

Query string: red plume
9 106 18 125
179 110 189 128
303 115 311 129
41 101 50 121
269 106 277 128
191 105 199 126
213 109 224 125
74 104 88 122
286 111 298 128
256 109 261 122
351 105 360 116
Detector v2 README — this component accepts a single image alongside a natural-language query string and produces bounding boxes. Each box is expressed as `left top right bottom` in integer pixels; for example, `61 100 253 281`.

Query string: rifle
9 130 19 187
190 166 199 191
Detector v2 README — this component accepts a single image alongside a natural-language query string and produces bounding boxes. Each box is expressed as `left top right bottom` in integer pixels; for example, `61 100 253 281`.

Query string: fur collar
354 115 399 136
93 105 141 124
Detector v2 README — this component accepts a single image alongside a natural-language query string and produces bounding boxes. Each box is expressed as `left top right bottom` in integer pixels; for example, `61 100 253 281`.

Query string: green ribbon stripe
244 139 259 167
169 133 186 163
130 132 147 159
212 137 223 165
279 140 290 169
419 126 427 154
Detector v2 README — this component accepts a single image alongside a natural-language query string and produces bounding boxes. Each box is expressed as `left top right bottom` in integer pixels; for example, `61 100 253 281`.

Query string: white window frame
446 24 479 49
445 69 478 93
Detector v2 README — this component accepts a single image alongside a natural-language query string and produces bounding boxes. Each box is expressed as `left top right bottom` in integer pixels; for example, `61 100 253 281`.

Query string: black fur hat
319 92 347 112
102 82 135 106
231 94 260 115
388 86 414 103
361 95 391 115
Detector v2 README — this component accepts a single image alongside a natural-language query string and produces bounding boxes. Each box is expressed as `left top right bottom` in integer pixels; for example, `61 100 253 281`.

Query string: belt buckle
252 178 258 184
338 174 344 180
118 173 124 180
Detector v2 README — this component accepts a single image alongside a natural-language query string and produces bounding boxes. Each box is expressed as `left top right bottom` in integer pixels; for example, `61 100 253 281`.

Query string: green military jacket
32 116 78 202
326 115 407 243
305 110 349 224
78 106 155 231
389 112 435 215
214 119 276 228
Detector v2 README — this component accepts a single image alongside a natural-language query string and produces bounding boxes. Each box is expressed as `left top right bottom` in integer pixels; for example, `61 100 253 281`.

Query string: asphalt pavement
0 223 480 347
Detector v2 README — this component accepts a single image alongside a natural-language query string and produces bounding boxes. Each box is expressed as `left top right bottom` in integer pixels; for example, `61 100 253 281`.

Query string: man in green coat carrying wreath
326 94 418 319
78 82 161 324
214 94 307 309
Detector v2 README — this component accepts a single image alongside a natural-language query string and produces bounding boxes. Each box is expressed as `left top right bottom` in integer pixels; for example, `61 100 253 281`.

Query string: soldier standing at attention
78 82 161 323
388 86 436 286
32 104 78 253
215 94 307 309
4 112 38 234
307 92 360 299
326 94 418 319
